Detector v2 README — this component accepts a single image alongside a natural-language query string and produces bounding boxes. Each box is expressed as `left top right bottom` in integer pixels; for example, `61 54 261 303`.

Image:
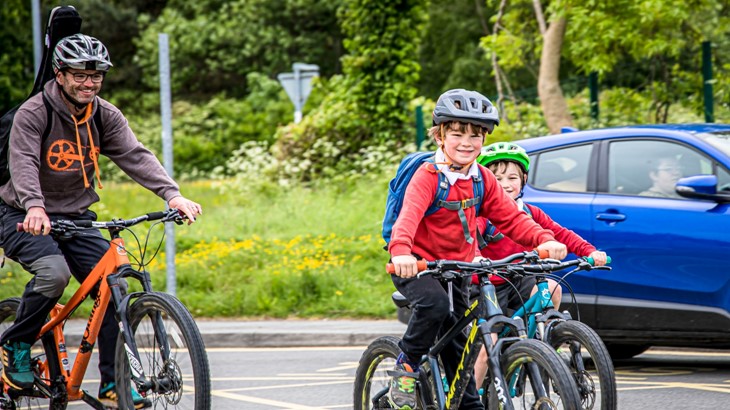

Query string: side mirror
676 175 730 203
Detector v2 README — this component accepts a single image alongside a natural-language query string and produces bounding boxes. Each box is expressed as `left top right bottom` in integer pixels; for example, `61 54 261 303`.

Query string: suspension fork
110 268 172 392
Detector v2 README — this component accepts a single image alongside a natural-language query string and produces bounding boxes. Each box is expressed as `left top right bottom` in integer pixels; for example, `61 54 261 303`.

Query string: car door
590 138 730 333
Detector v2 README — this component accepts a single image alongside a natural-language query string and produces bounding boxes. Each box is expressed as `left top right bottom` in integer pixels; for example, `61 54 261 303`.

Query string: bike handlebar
16 209 186 234
386 250 611 278
386 249 550 275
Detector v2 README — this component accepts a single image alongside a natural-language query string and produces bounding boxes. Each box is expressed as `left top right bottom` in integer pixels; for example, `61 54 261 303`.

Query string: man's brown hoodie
0 80 180 215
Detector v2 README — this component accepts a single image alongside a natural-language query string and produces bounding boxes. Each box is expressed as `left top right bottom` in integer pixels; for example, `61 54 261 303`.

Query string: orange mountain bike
0 209 210 410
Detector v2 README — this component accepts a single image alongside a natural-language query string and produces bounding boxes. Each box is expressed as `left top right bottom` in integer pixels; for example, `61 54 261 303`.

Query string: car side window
718 166 730 193
531 144 591 192
608 140 712 198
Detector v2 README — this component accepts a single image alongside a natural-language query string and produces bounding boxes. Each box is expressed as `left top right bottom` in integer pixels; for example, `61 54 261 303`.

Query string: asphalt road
206 345 730 409
14 344 730 409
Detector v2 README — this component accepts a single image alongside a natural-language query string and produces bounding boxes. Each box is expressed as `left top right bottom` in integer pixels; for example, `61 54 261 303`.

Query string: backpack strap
472 171 487 249
429 167 486 245
425 165 449 217
41 91 53 143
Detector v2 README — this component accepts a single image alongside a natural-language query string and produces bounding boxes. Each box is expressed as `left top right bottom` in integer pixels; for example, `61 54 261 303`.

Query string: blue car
517 124 730 359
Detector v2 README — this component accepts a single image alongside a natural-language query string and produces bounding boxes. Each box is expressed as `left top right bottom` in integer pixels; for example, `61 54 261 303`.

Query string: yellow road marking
618 380 730 394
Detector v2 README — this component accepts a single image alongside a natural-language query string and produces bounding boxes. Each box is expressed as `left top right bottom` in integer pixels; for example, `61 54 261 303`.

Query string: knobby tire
487 339 581 410
114 292 211 410
353 335 401 410
548 321 617 410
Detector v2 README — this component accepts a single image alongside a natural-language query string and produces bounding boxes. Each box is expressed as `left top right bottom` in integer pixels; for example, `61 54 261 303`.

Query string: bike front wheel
353 335 400 410
548 320 617 410
0 298 66 410
487 338 581 410
114 292 210 410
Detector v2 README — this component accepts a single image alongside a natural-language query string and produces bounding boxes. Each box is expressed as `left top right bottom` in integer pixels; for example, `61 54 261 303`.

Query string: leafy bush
100 72 292 180
270 0 427 182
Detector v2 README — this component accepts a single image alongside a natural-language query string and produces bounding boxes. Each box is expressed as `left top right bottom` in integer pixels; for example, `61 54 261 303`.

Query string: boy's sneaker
387 362 418 410
1 341 34 390
98 381 152 409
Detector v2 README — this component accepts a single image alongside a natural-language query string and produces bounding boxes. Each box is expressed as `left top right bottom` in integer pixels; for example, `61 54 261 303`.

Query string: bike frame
511 277 570 340
13 226 163 405
417 276 528 410
501 275 575 399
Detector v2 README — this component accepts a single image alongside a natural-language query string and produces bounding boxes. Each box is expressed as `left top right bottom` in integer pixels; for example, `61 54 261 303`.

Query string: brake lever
163 208 186 225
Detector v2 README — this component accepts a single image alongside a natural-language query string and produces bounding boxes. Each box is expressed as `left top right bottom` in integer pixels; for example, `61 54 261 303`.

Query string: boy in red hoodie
387 90 567 410
471 141 607 391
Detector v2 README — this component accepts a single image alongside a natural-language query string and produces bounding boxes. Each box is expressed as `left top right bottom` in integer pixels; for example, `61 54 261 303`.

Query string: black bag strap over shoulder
0 6 82 186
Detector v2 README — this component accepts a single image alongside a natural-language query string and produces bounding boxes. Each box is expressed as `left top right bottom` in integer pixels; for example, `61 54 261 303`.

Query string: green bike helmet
478 142 530 173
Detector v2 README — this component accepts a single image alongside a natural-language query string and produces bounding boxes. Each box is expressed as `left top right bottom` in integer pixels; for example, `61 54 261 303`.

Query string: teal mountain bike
484 257 617 410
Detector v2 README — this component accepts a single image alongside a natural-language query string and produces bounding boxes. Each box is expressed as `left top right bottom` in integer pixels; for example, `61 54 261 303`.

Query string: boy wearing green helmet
387 90 568 410
471 141 607 391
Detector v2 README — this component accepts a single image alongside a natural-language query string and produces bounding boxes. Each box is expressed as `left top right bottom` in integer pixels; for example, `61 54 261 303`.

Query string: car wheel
605 343 650 360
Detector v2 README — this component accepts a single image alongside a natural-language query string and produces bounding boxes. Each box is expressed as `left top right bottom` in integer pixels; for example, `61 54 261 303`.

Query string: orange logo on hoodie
46 139 101 172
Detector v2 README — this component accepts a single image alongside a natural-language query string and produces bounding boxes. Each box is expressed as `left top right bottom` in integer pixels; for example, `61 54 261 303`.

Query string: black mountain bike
354 251 581 410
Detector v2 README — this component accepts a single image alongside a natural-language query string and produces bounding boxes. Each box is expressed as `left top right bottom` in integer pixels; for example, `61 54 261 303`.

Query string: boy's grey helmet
432 89 499 131
52 34 113 72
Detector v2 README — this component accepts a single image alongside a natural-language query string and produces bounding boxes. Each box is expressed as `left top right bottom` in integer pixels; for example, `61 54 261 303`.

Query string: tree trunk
538 16 574 134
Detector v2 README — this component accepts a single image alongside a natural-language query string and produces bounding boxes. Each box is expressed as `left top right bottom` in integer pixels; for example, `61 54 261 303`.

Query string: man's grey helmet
432 89 499 133
52 34 113 72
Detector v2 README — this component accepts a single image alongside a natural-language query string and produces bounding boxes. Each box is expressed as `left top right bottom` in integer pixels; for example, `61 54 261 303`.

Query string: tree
0 0 34 115
482 0 730 132
133 0 344 99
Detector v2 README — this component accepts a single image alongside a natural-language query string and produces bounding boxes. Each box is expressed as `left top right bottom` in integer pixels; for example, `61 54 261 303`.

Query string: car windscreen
698 131 730 157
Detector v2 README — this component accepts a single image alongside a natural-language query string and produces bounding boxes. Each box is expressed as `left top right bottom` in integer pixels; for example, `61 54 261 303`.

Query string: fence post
702 41 714 123
415 105 425 149
589 72 599 121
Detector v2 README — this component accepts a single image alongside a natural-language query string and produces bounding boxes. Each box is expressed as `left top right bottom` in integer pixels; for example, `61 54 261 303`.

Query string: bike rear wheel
353 335 400 410
487 339 581 410
114 292 210 410
0 298 65 410
548 321 617 410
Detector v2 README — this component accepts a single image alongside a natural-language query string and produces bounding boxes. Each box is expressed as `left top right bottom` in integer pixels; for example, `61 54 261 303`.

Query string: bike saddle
391 291 411 309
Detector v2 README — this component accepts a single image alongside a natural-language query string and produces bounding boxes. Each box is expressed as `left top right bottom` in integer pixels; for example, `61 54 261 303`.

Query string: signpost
278 62 319 123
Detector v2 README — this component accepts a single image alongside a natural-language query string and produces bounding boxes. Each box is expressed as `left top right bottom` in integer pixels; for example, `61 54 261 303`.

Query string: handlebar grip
386 260 428 274
536 249 549 259
16 223 24 232
584 255 612 265
147 211 166 221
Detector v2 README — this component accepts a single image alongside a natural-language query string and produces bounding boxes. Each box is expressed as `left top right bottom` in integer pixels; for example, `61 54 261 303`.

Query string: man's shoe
98 382 152 409
1 341 34 390
387 362 418 410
